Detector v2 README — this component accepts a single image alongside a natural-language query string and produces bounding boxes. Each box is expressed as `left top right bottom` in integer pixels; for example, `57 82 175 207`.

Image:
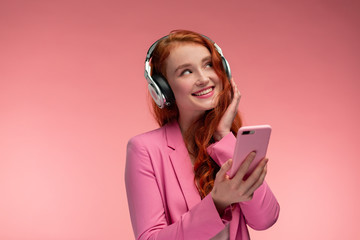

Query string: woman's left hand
213 78 241 141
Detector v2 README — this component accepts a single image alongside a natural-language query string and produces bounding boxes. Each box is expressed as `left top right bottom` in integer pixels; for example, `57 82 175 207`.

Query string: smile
192 87 214 96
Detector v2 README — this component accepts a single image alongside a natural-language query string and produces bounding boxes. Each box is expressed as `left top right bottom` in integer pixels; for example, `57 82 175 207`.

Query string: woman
125 30 279 240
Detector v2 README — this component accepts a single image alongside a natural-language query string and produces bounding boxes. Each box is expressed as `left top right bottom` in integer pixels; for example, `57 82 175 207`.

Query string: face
165 43 222 120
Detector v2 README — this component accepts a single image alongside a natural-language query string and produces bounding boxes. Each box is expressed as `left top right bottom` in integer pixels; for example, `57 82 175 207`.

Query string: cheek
214 75 223 89
172 78 194 93
210 71 221 84
170 82 190 98
218 78 223 88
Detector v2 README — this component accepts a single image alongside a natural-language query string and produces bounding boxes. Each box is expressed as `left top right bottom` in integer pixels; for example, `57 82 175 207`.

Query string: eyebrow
174 56 212 74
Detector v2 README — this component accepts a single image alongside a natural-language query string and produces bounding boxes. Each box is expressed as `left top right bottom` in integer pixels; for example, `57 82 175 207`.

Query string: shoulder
126 125 170 173
128 126 167 149
126 121 181 161
126 124 172 159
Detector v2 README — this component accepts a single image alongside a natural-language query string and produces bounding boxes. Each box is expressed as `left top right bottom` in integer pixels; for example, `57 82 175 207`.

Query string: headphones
144 34 232 109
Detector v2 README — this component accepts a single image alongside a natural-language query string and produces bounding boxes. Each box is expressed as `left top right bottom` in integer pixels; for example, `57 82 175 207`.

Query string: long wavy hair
149 30 242 198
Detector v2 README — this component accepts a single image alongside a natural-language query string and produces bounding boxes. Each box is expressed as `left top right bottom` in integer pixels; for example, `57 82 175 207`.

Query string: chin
198 104 216 112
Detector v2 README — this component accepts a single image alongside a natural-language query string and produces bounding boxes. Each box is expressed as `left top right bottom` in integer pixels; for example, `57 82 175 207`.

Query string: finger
231 78 241 100
233 152 256 182
244 159 268 193
244 162 268 197
229 80 241 111
216 159 233 180
245 158 268 184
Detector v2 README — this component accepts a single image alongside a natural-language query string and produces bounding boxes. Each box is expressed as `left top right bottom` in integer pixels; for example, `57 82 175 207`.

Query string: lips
192 87 214 96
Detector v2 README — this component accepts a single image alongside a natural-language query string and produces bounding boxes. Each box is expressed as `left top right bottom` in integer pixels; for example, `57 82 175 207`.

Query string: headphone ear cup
221 57 232 80
152 73 175 106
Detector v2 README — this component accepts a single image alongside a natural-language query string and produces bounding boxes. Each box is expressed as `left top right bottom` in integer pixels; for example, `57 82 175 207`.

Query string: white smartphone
229 125 272 178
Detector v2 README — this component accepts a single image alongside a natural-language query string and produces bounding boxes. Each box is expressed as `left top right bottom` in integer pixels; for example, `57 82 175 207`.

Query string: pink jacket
125 121 279 240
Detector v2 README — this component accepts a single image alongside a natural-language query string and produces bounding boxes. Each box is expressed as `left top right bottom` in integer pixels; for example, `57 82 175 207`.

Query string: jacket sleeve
125 136 231 240
207 133 280 230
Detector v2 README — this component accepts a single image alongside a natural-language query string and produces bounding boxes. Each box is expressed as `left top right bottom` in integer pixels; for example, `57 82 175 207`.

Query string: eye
205 62 213 68
180 69 192 76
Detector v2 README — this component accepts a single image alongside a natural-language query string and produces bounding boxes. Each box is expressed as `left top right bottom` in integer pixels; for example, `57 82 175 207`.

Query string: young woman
125 30 279 240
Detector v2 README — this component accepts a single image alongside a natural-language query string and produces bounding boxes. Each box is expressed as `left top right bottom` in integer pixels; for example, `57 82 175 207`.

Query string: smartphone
229 125 272 178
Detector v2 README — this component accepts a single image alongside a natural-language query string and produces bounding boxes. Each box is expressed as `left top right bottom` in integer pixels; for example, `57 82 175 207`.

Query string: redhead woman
125 30 280 240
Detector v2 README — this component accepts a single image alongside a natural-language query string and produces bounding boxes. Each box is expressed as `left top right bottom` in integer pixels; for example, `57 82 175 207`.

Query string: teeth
194 88 213 96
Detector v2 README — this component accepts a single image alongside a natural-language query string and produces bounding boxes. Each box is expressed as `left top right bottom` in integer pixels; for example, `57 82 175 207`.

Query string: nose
195 70 209 86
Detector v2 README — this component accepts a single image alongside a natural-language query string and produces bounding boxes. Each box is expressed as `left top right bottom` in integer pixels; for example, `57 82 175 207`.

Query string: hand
211 152 268 214
213 78 241 141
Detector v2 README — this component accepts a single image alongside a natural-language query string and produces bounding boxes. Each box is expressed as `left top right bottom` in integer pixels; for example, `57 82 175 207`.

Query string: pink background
1 0 359 239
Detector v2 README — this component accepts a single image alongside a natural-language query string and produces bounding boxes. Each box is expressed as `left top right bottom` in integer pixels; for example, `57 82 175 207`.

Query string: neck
177 110 203 136
178 113 200 165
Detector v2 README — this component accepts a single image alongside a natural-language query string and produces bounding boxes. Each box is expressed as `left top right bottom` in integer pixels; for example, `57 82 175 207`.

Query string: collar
164 121 201 209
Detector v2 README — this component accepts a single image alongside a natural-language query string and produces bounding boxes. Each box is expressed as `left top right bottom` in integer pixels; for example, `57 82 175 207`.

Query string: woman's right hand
211 152 268 214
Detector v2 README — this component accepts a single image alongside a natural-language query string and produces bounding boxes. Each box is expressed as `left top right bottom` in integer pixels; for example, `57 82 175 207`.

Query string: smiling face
165 42 223 123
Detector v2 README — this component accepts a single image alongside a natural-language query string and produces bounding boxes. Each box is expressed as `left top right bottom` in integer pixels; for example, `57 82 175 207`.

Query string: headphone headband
145 33 231 108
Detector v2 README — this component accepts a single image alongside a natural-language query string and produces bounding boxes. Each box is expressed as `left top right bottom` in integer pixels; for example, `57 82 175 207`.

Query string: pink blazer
125 121 279 240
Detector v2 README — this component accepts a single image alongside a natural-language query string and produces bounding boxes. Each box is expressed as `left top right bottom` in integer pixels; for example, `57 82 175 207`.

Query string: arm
207 133 280 230
240 181 280 230
125 136 229 240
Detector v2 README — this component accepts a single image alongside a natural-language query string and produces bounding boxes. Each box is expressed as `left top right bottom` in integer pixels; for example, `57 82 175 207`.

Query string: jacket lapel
165 121 201 210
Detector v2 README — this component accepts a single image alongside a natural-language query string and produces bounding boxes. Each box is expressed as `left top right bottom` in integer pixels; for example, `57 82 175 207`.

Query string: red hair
149 30 242 198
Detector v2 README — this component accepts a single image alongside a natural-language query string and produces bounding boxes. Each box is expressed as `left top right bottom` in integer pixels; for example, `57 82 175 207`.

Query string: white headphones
144 34 231 109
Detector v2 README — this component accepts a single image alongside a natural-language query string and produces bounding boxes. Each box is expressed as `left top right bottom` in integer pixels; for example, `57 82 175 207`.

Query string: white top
210 224 230 240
